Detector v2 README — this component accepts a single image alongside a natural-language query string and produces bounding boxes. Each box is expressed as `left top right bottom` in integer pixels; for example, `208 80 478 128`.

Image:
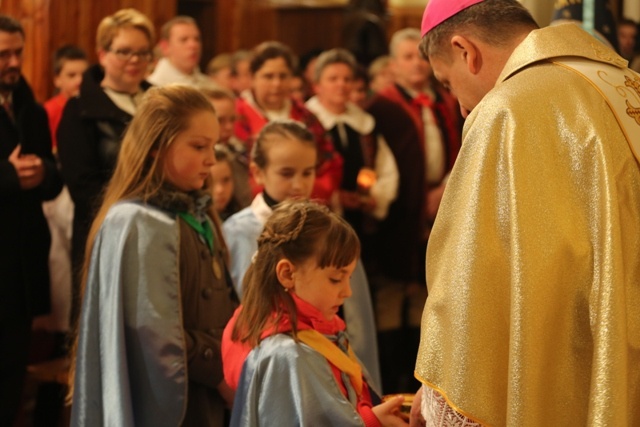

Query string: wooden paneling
387 5 422 36
237 0 346 56
0 0 176 103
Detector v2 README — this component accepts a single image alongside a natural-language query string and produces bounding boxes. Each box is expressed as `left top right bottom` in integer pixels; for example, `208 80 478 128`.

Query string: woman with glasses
57 8 155 325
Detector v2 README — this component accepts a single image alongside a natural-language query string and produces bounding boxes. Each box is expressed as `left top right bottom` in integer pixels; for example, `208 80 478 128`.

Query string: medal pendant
212 258 223 280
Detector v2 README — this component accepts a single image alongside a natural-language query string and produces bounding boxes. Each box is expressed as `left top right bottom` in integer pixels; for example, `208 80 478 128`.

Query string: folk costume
71 189 237 426
234 91 343 204
222 193 382 392
304 96 399 238
222 294 381 427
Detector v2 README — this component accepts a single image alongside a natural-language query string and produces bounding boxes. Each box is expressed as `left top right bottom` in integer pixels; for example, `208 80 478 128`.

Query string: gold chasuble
416 23 640 426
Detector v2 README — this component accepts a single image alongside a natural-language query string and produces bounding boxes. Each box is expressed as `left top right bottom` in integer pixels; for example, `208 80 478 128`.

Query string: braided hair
233 199 360 346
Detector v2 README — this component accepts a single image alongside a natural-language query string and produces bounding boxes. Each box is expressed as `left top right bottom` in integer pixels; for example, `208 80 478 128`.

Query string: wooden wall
234 0 346 55
0 0 176 103
0 0 349 102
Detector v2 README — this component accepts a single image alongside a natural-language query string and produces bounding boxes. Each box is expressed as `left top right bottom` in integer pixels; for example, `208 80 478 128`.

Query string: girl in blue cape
222 200 408 426
68 85 238 426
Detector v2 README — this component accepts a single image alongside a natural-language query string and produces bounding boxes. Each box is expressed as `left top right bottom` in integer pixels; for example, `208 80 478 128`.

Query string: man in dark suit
0 14 62 425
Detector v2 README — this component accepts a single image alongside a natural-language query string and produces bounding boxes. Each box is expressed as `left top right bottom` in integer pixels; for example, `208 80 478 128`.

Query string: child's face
289 257 357 321
211 66 232 90
54 59 88 98
210 160 234 213
253 137 316 202
231 59 252 94
163 110 219 192
210 98 236 143
289 76 305 103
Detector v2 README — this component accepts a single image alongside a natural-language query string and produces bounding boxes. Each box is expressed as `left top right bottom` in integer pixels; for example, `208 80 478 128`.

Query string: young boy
44 45 88 151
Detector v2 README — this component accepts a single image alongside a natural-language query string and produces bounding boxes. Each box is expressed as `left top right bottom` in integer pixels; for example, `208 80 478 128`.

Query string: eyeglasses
107 48 153 62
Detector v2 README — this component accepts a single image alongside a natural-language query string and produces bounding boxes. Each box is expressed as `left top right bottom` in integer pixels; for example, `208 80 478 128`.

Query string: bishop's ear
450 35 481 75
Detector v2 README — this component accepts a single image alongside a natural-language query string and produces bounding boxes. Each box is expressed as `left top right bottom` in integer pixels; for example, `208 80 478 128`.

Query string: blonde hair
201 86 236 103
233 200 360 347
206 53 232 75
68 85 219 399
96 8 155 52
368 55 390 79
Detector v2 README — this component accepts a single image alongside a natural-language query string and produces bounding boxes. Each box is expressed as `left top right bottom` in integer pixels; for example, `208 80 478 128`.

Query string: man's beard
0 69 21 92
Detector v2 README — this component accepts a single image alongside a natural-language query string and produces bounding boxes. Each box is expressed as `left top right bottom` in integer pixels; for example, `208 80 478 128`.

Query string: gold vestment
416 24 640 426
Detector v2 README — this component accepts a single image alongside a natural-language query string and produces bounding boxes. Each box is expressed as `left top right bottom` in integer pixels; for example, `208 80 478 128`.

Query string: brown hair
67 85 219 399
251 119 316 169
232 200 360 346
52 44 87 75
160 15 197 41
230 49 252 75
0 15 24 37
250 41 297 75
96 8 155 52
420 0 538 59
313 48 356 83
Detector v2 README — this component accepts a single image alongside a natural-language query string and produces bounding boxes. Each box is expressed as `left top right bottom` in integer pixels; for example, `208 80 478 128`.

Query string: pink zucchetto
421 0 485 36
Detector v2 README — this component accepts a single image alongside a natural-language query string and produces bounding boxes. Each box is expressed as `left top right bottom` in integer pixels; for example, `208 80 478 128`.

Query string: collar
498 23 628 85
150 58 218 90
102 88 144 116
305 96 374 134
77 64 151 120
250 193 273 225
241 89 292 119
261 293 346 339
147 185 211 219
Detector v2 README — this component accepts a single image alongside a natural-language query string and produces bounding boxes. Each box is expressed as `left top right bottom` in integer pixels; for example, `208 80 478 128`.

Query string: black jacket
57 65 151 275
0 76 63 318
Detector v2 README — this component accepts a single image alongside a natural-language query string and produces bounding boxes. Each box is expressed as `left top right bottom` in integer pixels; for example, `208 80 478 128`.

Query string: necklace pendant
212 258 223 280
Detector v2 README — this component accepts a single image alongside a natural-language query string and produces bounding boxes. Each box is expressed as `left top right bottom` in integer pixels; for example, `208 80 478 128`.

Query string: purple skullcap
421 0 485 37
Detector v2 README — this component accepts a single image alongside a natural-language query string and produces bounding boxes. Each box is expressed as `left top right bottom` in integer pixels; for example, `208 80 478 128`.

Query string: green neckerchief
177 212 214 253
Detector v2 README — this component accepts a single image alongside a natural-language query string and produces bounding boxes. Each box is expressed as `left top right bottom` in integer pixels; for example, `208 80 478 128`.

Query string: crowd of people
1 0 639 425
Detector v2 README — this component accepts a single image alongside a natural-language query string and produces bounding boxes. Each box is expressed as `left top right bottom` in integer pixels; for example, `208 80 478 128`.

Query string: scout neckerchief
297 329 363 405
177 212 214 253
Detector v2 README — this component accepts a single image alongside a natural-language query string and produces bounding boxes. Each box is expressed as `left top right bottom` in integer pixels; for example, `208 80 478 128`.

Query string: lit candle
357 167 377 194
